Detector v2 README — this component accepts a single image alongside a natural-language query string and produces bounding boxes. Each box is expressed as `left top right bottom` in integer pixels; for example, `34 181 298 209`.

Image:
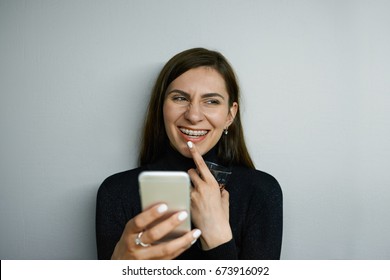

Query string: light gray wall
1 0 389 259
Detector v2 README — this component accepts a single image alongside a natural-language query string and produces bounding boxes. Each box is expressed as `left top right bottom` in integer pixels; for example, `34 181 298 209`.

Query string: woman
96 48 283 259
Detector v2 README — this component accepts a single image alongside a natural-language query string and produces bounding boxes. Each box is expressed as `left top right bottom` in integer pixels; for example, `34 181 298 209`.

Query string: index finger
186 141 213 181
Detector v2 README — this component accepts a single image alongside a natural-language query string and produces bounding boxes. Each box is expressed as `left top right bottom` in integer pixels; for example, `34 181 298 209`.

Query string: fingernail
192 229 202 239
177 211 188 221
191 229 202 245
157 204 168 213
187 141 193 149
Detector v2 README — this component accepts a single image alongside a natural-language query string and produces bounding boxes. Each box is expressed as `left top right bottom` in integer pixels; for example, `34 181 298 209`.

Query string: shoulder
101 167 145 186
98 167 146 199
231 165 282 198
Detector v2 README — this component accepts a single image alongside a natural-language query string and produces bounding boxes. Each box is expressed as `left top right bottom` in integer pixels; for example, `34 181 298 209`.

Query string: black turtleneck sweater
96 146 283 260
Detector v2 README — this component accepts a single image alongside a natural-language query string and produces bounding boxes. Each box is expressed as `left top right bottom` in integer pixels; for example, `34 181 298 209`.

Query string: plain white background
1 0 389 259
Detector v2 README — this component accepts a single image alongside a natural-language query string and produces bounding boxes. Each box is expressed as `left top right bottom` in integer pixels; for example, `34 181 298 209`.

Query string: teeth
179 128 208 136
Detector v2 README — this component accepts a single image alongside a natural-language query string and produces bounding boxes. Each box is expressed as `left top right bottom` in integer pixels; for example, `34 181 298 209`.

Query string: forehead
167 67 227 95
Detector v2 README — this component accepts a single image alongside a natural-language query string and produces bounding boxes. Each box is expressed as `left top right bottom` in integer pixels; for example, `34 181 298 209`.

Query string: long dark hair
139 48 255 169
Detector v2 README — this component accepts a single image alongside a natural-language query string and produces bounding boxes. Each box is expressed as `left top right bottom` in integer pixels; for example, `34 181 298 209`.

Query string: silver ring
135 231 151 247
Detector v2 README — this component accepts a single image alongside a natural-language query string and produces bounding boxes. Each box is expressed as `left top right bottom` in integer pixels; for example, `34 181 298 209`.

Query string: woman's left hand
187 141 232 250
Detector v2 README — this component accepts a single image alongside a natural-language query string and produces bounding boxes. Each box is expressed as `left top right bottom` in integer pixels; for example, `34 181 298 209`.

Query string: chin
175 144 193 158
180 150 193 158
193 145 212 157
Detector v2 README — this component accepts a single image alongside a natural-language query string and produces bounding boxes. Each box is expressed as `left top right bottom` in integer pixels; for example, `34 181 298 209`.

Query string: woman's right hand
111 203 201 260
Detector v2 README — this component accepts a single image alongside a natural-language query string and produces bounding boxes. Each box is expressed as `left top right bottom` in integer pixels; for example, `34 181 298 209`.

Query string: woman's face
163 66 238 158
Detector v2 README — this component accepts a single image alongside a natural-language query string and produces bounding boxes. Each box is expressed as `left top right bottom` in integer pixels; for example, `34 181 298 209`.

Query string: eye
171 95 188 102
205 99 221 105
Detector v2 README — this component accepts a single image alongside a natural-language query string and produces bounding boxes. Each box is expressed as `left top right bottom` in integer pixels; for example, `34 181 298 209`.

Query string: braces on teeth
180 128 208 136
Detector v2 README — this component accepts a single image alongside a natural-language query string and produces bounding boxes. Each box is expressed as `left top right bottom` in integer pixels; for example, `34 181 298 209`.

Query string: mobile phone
139 171 191 242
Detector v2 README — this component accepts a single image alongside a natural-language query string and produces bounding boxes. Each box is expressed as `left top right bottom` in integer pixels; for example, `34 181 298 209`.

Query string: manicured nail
177 211 188 221
187 141 193 149
157 204 168 213
192 229 202 239
191 229 202 245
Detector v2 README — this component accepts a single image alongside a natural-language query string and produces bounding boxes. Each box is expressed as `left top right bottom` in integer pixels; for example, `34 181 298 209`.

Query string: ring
135 231 151 247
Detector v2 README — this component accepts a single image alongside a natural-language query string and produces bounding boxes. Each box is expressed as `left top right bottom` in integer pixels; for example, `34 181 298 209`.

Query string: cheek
163 103 185 137
163 103 175 126
162 106 173 139
205 110 230 128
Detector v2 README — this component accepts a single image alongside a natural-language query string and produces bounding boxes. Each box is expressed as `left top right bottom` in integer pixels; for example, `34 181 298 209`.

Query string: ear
225 102 238 127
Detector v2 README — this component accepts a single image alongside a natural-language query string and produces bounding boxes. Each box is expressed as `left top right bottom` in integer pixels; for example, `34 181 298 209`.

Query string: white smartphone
139 171 191 242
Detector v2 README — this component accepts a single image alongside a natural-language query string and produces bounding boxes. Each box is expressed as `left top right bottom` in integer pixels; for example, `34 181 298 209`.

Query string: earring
224 128 228 135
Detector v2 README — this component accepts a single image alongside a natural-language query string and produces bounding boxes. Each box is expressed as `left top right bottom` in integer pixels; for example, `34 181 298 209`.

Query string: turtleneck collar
146 143 219 172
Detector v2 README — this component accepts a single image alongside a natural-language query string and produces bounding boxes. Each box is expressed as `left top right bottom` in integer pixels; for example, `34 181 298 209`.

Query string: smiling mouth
179 127 209 137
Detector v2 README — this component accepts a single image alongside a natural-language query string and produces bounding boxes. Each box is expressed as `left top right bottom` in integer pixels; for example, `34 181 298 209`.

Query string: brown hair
139 48 255 169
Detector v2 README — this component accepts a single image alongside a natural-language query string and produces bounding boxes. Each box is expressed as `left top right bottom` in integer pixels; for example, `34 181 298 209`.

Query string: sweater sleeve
200 239 238 259
95 178 127 260
239 173 283 259
96 169 143 260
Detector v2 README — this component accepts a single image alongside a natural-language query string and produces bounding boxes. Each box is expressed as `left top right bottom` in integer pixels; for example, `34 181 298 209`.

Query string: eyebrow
167 89 225 100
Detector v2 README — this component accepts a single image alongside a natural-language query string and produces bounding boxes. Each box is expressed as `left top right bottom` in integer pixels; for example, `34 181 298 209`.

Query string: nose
184 103 204 124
